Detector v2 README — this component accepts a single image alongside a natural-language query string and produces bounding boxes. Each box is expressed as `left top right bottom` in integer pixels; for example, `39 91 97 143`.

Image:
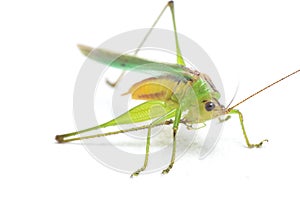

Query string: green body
56 1 269 177
78 44 224 126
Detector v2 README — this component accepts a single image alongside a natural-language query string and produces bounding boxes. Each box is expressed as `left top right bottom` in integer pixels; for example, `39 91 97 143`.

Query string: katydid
55 1 299 177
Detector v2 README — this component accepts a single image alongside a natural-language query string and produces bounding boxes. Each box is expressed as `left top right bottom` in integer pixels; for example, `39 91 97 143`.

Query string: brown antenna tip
227 69 300 113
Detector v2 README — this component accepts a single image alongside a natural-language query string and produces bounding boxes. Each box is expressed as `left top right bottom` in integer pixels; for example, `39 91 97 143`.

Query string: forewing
78 44 194 79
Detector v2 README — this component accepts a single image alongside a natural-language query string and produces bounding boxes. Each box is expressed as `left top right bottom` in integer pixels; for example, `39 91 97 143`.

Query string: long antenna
225 83 239 110
227 69 300 113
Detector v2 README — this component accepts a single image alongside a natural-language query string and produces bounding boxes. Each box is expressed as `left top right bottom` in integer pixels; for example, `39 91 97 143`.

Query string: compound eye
205 102 215 111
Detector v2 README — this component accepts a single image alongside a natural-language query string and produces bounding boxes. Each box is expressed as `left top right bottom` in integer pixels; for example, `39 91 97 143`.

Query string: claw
161 163 174 175
130 168 145 178
161 168 170 175
248 139 269 148
106 79 118 87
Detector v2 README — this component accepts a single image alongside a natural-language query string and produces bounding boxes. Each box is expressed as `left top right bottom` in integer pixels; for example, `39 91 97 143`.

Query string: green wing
78 44 194 79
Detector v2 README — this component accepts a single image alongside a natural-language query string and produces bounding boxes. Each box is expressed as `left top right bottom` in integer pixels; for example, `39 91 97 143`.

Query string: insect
55 1 299 177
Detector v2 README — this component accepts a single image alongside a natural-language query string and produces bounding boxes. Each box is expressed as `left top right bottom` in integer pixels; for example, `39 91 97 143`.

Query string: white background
1 0 300 199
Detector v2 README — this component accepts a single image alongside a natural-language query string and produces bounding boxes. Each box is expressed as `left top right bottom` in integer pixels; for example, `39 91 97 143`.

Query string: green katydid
55 1 299 177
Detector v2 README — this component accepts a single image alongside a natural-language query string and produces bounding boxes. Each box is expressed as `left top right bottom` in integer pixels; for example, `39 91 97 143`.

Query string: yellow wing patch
123 76 182 101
